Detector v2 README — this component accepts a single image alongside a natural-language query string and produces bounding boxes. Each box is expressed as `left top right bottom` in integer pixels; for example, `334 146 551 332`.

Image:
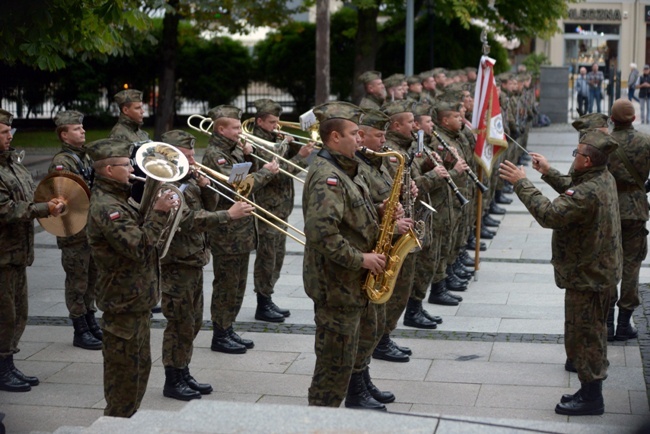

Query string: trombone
192 162 306 246
187 114 307 183
242 118 322 148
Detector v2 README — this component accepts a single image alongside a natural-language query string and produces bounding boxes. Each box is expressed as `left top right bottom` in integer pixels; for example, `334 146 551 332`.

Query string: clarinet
418 137 469 207
431 130 488 193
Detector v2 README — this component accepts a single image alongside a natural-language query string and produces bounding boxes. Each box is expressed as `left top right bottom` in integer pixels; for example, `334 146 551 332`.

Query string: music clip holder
229 162 252 185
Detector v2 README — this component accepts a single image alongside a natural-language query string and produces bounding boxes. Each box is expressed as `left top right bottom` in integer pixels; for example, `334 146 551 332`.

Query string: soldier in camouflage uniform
607 99 650 341
405 75 423 102
358 71 386 109
303 101 385 409
159 130 253 401
0 110 65 392
383 74 406 102
85 138 176 417
419 70 437 103
49 111 102 351
250 99 313 323
202 105 278 354
500 130 622 416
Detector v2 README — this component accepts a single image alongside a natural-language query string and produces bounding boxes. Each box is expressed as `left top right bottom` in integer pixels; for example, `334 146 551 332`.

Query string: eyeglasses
572 149 588 158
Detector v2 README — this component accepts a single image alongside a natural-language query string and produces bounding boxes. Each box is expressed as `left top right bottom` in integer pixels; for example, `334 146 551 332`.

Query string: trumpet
192 162 306 246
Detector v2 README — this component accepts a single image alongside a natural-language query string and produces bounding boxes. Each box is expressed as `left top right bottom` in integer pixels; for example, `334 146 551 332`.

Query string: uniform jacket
520 165 622 292
302 147 379 311
359 94 384 110
0 149 50 267
86 176 166 318
49 142 94 248
201 132 274 255
609 125 650 221
109 114 150 143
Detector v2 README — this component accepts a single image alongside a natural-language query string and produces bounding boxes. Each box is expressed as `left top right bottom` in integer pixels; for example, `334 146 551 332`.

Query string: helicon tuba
360 147 422 304
133 142 190 259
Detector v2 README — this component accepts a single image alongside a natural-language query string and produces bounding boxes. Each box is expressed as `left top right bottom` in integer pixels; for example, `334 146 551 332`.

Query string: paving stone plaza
1 123 650 433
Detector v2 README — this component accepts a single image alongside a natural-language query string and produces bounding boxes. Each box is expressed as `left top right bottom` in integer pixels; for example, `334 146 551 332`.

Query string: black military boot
420 305 442 324
452 259 473 279
606 304 615 342
389 338 412 356
489 200 506 215
227 326 254 349
0 357 31 392
428 280 459 306
564 358 577 373
344 372 387 411
8 355 38 386
555 380 604 416
502 182 514 194
163 366 201 401
495 190 513 204
446 266 468 292
362 367 395 404
211 324 246 354
615 308 638 341
72 316 102 350
460 249 476 268
467 233 487 251
482 214 500 227
268 297 290 317
255 294 285 323
480 226 495 239
85 311 103 341
403 298 437 329
181 366 213 395
372 334 409 363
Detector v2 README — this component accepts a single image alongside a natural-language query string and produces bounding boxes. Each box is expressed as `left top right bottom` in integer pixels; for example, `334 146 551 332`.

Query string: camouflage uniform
0 148 50 362
359 93 384 110
109 113 150 143
608 123 650 311
303 143 379 407
516 131 622 384
202 128 274 331
86 139 167 418
49 140 96 319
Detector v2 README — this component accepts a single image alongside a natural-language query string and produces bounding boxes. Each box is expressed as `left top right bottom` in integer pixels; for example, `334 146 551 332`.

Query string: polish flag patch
565 189 575 197
437 145 444 151
217 158 227 165
326 177 338 186
389 156 398 163
415 152 422 158
109 211 120 221
55 165 64 171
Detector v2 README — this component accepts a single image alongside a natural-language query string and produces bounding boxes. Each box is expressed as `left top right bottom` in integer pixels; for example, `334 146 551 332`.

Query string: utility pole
315 0 330 105
405 0 414 76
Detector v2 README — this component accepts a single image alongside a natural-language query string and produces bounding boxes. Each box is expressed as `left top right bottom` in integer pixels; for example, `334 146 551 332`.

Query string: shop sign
568 9 621 21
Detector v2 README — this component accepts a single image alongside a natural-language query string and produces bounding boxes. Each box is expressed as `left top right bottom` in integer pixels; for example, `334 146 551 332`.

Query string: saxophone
360 147 422 304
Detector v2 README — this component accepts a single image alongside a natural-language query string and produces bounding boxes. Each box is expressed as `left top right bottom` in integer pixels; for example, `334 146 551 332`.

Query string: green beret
360 108 390 131
381 100 413 117
54 110 84 127
580 129 618 155
412 103 433 117
0 109 14 126
406 75 421 85
253 98 282 117
611 99 635 124
161 130 196 150
358 71 382 84
207 105 242 121
383 73 405 89
114 89 143 106
85 138 133 161
571 113 608 132
313 101 364 124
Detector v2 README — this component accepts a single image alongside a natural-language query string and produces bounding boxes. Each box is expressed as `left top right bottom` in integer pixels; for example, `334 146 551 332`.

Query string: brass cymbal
34 171 90 237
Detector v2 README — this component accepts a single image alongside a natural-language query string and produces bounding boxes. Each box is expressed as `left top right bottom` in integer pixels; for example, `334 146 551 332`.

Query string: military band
1 60 639 421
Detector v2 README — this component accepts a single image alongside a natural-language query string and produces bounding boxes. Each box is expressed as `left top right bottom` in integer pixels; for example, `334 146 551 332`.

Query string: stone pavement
2 124 650 433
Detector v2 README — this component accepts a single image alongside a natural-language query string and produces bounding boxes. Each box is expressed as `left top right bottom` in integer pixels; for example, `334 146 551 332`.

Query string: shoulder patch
326 177 338 186
389 156 398 163
109 211 120 221
217 158 227 165
565 189 575 197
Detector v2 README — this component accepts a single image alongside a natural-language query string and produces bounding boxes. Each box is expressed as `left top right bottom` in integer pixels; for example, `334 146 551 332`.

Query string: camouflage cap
161 129 196 150
358 70 382 84
207 105 242 121
496 73 513 85
383 73 406 89
253 98 282 117
313 101 364 124
360 108 391 131
406 75 421 85
432 68 447 77
412 103 433 117
435 101 463 114
0 109 14 126
114 89 143 106
611 99 635 124
418 70 434 81
580 129 618 155
571 113 608 132
54 110 84 127
85 138 134 161
464 67 477 74
381 100 414 117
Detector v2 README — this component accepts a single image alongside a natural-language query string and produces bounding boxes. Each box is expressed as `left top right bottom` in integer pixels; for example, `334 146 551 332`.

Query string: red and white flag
471 55 508 176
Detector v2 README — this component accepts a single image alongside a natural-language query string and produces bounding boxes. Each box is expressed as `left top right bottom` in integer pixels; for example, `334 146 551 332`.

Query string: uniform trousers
411 230 443 300
309 304 363 407
353 303 383 373
254 223 287 297
383 254 416 334
102 311 151 418
616 220 647 311
61 241 97 319
564 289 610 383
211 253 250 329
0 266 28 359
162 265 204 368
